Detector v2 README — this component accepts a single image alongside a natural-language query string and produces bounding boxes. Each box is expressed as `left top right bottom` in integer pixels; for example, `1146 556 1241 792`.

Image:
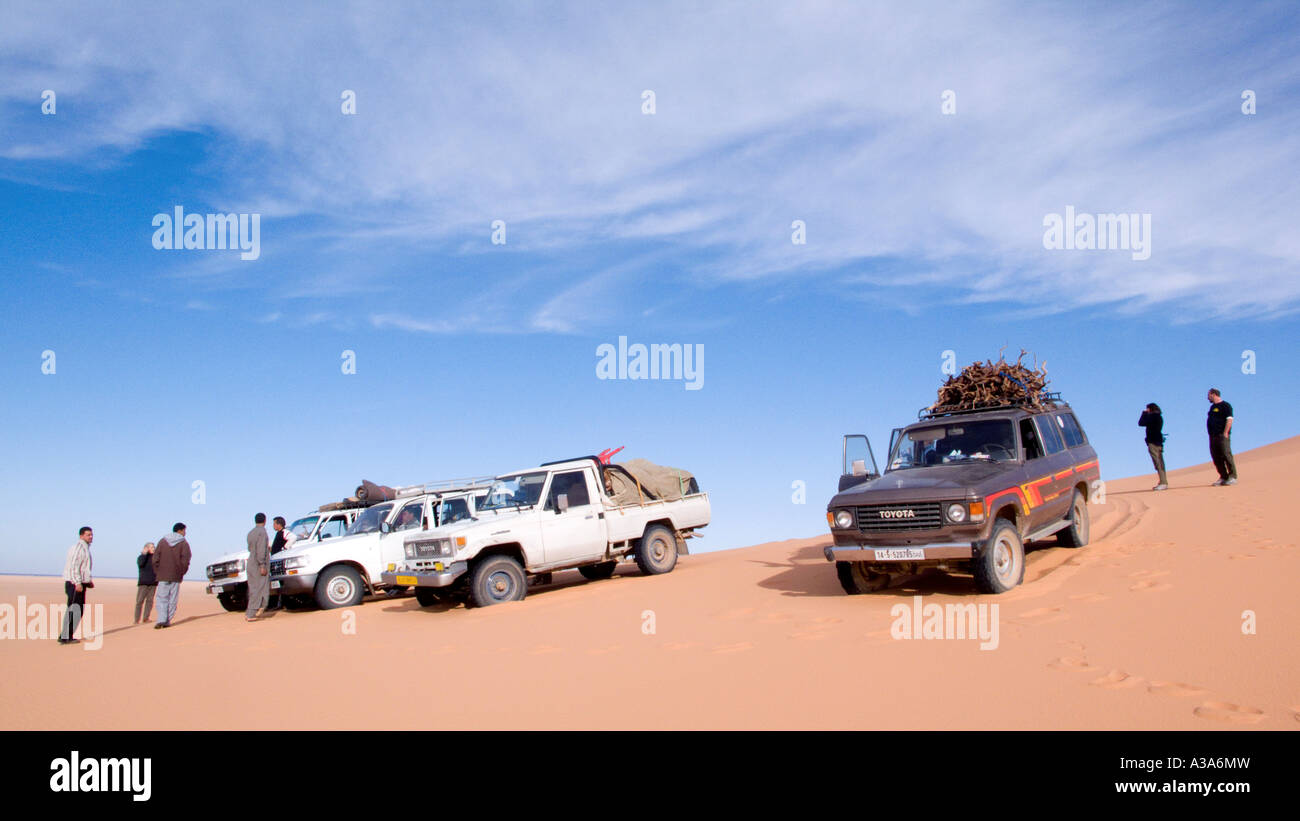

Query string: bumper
825 543 976 563
380 561 468 589
206 579 246 595
268 573 318 594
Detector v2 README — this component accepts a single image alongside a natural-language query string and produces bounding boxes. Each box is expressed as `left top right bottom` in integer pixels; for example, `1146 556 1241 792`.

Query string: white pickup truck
269 480 493 609
380 456 711 607
205 507 360 612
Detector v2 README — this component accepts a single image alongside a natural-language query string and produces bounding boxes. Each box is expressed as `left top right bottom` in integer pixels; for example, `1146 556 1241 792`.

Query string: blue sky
2 1 1298 578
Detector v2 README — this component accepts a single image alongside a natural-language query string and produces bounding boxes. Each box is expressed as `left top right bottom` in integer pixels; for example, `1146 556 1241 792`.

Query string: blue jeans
156 581 181 624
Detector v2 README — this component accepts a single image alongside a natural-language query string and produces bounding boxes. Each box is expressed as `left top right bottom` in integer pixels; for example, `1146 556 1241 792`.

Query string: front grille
856 502 944 533
270 560 285 576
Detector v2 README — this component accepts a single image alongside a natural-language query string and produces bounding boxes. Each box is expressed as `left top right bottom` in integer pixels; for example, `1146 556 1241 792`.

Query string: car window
439 497 470 525
1037 415 1066 454
318 517 347 540
393 500 425 532
1020 419 1044 460
546 470 591 510
1059 413 1086 447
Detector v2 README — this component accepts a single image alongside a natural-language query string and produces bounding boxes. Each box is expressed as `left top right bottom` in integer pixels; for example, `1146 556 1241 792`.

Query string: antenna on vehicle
598 447 625 464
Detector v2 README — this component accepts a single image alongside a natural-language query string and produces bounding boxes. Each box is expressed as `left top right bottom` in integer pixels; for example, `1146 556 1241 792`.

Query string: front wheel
216 590 246 612
314 566 366 609
634 525 678 575
414 587 443 607
973 519 1025 593
1056 490 1090 547
468 556 528 607
835 561 891 594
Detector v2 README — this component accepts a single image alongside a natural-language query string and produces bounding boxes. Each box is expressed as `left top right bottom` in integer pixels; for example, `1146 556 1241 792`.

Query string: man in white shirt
60 526 93 644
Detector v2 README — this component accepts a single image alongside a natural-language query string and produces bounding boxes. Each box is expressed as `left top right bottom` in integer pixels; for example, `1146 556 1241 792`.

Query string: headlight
946 503 967 523
206 566 215 579
236 559 246 572
834 510 854 529
284 555 309 570
404 544 416 559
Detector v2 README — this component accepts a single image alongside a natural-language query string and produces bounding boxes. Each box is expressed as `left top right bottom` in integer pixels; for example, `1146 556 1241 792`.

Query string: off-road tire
835 561 891 594
634 525 678 575
468 556 528 607
974 519 1025 594
579 561 618 581
314 565 366 609
414 587 443 607
1056 489 1090 547
216 590 246 612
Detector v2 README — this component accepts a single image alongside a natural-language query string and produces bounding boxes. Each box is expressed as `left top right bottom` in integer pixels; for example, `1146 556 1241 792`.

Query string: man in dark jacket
1139 403 1168 490
1206 388 1237 486
152 523 192 628
134 542 157 623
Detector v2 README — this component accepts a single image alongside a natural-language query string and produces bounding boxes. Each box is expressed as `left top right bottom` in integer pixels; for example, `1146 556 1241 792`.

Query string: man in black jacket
1139 403 1168 491
134 542 157 623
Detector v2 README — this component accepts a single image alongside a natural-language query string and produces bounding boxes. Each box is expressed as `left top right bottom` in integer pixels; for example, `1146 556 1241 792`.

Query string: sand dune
3 437 1298 730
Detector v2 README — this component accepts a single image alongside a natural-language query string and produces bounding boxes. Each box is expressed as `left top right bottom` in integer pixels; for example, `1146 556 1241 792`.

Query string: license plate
874 548 926 561
271 581 281 590
395 575 418 586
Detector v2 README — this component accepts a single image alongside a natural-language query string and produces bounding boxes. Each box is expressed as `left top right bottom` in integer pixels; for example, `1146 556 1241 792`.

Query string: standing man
1207 388 1237 486
134 542 157 624
152 523 192 628
59 526 93 644
1139 403 1168 490
246 513 270 621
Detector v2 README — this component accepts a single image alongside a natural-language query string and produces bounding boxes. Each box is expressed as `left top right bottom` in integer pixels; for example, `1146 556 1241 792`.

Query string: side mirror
851 459 867 476
556 494 570 514
380 522 391 535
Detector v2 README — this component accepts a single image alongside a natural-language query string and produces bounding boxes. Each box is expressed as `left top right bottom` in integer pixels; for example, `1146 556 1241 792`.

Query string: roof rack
918 392 1063 421
390 477 498 498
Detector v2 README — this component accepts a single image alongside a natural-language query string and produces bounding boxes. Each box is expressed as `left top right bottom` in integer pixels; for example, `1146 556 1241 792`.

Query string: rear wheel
468 556 528 607
634 525 678 575
579 561 617 581
835 561 891 594
973 519 1025 593
1056 490 1090 547
314 566 366 609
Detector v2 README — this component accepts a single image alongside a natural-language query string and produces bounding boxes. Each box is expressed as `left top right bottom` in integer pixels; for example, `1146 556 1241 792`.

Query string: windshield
289 515 319 539
346 502 394 535
887 419 1017 470
477 472 548 511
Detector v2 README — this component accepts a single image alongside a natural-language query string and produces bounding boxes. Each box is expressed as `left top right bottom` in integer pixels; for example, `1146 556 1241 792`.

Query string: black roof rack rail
918 392 1063 420
540 455 604 468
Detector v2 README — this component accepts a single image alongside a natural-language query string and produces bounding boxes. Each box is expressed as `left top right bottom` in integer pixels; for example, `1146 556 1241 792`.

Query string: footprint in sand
529 644 563 655
712 642 755 654
1091 670 1144 689
761 612 793 623
1291 706 1300 723
662 641 697 651
788 631 831 641
1048 656 1098 672
1193 701 1265 724
1148 680 1208 698
1015 606 1068 625
1068 592 1108 602
1128 569 1171 579
1130 579 1172 592
1227 554 1257 560
586 645 621 655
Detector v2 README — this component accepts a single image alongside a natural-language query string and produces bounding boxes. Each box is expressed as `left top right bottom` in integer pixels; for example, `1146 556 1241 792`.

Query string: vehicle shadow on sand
756 542 1058 599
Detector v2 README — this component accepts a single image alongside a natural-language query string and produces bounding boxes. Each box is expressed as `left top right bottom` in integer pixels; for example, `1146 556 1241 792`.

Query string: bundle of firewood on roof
930 349 1054 413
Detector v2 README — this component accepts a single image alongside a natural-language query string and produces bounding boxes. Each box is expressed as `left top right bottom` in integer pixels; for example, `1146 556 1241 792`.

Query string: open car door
839 434 879 491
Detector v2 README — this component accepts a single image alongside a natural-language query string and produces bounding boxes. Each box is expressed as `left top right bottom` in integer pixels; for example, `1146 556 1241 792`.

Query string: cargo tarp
605 459 698 506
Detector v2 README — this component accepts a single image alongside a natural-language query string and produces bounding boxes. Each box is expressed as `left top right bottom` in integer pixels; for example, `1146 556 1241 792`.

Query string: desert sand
3 438 1298 730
